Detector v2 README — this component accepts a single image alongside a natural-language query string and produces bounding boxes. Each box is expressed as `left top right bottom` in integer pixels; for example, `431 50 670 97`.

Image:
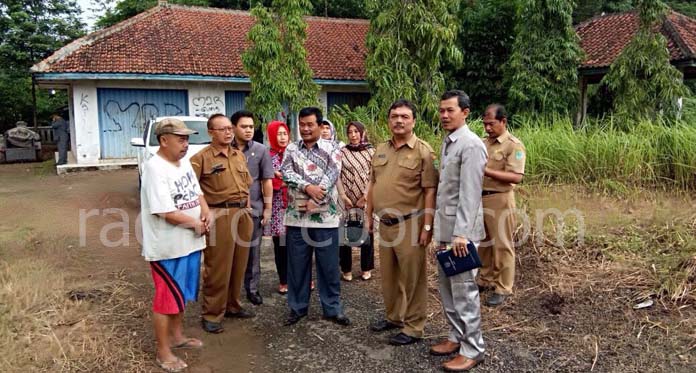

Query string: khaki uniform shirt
482 131 526 192
371 134 439 217
190 145 252 205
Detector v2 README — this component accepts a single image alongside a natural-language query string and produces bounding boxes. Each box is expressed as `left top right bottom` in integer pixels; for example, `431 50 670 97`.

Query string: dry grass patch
0 233 150 372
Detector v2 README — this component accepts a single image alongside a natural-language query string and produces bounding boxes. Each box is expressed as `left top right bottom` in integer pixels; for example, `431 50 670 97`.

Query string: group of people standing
139 89 525 372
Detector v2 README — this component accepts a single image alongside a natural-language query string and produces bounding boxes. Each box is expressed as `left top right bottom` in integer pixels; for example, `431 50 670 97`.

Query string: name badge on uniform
211 163 225 174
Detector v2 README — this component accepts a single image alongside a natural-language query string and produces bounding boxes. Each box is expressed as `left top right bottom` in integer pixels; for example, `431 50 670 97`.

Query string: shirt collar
211 144 232 157
299 139 320 150
232 138 252 152
446 124 469 143
487 130 510 144
389 134 418 149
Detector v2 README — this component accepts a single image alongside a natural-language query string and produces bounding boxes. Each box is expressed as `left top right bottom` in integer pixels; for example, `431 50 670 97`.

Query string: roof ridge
166 3 369 24
575 10 637 30
665 11 696 59
31 5 164 73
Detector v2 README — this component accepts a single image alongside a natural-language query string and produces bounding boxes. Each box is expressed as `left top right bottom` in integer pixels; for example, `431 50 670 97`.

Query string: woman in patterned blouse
264 121 290 294
338 121 375 281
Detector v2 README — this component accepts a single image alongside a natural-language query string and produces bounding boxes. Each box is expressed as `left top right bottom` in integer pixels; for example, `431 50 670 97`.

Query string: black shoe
247 292 263 306
370 319 401 332
201 319 224 334
487 293 508 307
478 283 494 293
389 332 421 346
284 311 306 326
224 308 256 318
324 314 351 326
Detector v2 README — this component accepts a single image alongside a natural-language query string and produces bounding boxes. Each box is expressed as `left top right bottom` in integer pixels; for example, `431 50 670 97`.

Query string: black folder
436 242 482 277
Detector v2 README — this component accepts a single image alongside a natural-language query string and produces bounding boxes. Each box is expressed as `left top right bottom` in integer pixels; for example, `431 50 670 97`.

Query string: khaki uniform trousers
480 191 516 295
202 207 253 323
378 215 427 338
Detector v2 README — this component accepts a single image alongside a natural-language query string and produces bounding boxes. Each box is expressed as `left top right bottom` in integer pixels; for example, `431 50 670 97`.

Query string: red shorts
150 250 201 314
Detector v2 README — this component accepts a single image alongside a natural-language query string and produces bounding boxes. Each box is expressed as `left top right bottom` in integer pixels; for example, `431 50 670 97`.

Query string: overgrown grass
515 185 696 304
329 106 696 189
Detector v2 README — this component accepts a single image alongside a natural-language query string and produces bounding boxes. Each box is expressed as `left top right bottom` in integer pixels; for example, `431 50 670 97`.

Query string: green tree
309 0 367 18
666 0 696 18
450 0 517 113
365 0 462 125
0 0 84 129
573 1 695 23
602 0 690 121
242 0 318 121
505 0 583 115
242 5 286 120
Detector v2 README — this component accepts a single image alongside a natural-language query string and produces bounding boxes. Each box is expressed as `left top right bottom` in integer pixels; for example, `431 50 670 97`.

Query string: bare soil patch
0 164 694 372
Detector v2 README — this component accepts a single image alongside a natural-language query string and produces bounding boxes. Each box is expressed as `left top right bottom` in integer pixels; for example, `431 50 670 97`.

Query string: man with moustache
140 119 208 371
282 107 350 327
190 113 255 334
230 110 274 306
366 99 439 346
479 104 526 307
430 90 487 372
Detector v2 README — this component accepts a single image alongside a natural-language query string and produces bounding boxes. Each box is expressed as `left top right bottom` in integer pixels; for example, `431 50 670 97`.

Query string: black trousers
272 235 287 285
339 233 375 273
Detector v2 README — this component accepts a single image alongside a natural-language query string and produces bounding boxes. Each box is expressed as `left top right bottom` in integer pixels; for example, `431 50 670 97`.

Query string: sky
75 0 107 29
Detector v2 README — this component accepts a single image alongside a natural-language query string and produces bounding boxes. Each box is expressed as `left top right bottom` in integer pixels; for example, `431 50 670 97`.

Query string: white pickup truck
130 116 210 186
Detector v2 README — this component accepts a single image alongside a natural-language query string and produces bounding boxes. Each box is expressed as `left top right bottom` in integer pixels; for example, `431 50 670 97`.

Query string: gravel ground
237 238 694 373
244 239 516 373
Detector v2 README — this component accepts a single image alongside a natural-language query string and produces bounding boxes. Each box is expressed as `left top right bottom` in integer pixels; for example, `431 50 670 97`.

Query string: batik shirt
281 138 342 228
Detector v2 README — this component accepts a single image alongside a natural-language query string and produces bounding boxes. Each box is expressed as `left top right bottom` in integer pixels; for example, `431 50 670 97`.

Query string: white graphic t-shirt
141 154 206 261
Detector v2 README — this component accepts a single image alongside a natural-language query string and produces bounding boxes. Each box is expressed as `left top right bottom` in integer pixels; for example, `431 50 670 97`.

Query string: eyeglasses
210 127 234 133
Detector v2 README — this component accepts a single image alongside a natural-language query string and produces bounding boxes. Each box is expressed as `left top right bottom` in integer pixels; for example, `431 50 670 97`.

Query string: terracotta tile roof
576 10 696 70
32 4 368 81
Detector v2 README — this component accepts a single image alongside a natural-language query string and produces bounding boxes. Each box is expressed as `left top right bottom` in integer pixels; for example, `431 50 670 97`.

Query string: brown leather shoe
442 355 482 372
430 339 459 356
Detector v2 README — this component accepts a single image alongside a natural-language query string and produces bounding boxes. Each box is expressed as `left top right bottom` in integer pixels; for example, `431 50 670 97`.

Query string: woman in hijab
320 119 345 148
264 121 291 294
337 121 375 281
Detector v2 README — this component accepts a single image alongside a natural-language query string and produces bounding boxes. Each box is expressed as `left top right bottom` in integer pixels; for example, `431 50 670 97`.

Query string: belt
210 199 248 209
482 190 501 196
379 211 421 227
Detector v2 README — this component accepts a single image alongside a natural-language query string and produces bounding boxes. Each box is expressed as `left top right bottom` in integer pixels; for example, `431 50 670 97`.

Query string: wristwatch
423 224 432 232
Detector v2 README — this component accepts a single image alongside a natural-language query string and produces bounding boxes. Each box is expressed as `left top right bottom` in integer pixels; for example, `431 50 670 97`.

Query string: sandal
361 271 372 281
278 284 288 295
341 272 353 282
156 356 188 372
172 337 203 349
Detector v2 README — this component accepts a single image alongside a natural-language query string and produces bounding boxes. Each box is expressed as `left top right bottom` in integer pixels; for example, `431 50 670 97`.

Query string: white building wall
71 83 99 164
68 79 365 164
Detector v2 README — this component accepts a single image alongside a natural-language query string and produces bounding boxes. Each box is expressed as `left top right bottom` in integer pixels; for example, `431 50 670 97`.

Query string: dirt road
1 163 693 372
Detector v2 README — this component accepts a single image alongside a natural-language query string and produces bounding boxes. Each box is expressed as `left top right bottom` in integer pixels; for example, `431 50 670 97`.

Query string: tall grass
329 106 696 189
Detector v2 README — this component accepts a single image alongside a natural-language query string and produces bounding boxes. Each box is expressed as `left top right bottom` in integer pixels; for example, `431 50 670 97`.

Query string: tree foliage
365 0 462 125
242 0 318 121
450 0 516 114
602 0 690 121
505 0 583 115
573 0 696 24
573 0 633 23
0 0 84 130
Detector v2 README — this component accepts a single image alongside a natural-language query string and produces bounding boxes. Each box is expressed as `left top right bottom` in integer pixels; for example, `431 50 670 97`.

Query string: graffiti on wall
102 100 184 133
192 95 224 118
